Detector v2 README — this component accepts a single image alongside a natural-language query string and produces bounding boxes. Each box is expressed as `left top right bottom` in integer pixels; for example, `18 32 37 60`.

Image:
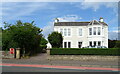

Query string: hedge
50 48 120 56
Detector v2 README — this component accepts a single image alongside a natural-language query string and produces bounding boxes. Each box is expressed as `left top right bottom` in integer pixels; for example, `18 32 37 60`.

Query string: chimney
99 17 104 22
54 18 59 23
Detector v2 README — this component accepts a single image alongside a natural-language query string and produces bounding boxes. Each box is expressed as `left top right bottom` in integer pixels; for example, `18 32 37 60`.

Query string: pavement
1 53 120 72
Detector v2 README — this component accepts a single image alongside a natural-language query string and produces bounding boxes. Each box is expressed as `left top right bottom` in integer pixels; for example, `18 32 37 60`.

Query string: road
1 63 120 72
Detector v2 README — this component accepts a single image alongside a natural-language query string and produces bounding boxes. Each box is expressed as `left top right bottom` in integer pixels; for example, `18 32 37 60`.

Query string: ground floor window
64 42 71 48
94 41 96 46
68 42 71 48
89 41 101 46
89 41 92 46
78 42 82 48
64 42 67 48
98 41 101 46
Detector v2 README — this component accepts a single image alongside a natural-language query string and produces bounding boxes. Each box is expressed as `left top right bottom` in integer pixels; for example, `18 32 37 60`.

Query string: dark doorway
78 42 82 48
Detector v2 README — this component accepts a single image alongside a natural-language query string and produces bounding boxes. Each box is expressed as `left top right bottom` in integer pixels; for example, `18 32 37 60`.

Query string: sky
0 0 120 40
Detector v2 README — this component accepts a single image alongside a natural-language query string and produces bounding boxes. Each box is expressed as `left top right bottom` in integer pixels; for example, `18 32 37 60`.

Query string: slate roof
54 21 108 26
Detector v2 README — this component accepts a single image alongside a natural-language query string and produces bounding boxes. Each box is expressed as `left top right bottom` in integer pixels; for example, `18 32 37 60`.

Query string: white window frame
64 28 67 36
78 28 82 36
68 28 71 36
93 27 97 35
89 28 92 35
97 27 100 35
59 28 63 35
63 40 72 48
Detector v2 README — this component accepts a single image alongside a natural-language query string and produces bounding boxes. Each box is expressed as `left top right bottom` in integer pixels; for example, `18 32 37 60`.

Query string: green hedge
50 48 120 56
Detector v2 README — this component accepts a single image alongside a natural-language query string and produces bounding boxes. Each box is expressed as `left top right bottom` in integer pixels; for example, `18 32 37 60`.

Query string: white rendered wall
54 25 108 48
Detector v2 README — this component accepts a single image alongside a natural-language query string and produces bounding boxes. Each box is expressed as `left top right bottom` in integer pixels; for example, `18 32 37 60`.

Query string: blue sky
0 1 119 40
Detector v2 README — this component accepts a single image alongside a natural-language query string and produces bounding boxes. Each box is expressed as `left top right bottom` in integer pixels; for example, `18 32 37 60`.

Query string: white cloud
78 2 118 12
108 26 120 40
112 30 120 33
72 1 118 13
1 2 55 23
2 0 119 2
58 15 82 22
1 0 83 2
80 2 100 11
42 15 82 39
109 31 118 40
42 22 54 39
84 0 119 2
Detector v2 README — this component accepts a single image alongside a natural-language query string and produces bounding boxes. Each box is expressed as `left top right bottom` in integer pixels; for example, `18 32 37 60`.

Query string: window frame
78 28 82 36
68 28 71 36
98 27 101 35
89 28 92 35
64 28 67 36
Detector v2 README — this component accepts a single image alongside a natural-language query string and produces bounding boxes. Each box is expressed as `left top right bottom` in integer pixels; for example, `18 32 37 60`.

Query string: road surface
1 63 120 72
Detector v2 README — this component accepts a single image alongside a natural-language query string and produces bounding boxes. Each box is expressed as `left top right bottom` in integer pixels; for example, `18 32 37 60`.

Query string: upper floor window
68 28 71 36
89 28 92 35
89 27 102 36
93 27 96 35
98 27 101 35
60 28 63 35
64 28 67 36
79 28 82 36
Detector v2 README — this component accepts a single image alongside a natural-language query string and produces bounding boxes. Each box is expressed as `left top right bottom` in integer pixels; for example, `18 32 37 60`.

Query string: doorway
78 42 82 48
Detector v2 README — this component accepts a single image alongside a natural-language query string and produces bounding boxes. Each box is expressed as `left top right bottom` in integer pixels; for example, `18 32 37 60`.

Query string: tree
114 41 120 48
40 37 48 52
2 20 42 55
48 31 63 48
108 39 116 48
40 37 48 45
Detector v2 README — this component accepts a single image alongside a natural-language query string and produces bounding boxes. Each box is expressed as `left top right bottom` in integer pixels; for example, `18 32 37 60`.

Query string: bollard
16 48 21 59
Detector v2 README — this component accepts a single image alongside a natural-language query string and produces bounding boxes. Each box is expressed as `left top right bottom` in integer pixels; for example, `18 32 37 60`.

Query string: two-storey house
54 17 108 48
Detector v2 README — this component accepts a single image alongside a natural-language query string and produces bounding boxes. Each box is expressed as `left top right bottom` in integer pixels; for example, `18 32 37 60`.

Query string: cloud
108 27 120 40
1 0 83 2
1 2 56 24
84 0 119 2
57 15 82 22
109 31 118 40
42 22 54 39
42 14 82 39
2 0 119 2
75 1 118 12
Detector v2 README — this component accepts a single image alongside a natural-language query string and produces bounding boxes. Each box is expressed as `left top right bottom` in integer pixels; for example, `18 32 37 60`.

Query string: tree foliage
114 41 120 48
40 37 48 45
40 37 48 50
2 20 42 55
108 39 116 48
48 31 63 48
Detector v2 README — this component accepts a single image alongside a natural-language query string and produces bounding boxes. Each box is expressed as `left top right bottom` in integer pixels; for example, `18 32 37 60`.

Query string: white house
54 17 108 48
47 42 52 49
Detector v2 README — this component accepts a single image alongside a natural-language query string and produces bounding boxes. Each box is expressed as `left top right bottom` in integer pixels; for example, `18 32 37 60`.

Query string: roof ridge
58 21 90 23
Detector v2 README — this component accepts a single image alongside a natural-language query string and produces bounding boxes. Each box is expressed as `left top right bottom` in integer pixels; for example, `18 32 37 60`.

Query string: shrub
50 48 120 56
114 41 120 48
48 32 63 48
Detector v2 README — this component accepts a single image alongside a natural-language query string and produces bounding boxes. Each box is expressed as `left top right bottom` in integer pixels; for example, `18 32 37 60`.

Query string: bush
40 45 47 53
114 41 120 48
40 45 47 49
50 48 120 56
48 32 63 48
